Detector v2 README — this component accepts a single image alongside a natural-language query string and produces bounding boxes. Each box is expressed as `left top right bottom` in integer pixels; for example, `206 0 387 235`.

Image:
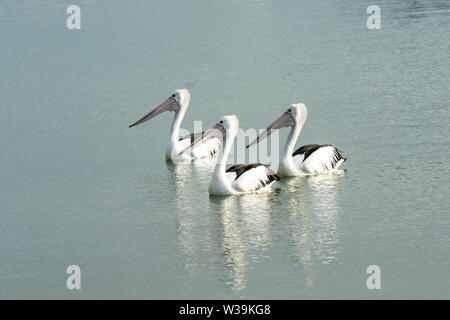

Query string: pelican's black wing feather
226 164 280 188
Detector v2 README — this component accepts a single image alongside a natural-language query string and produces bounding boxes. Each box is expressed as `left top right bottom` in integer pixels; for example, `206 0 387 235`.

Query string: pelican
247 103 346 176
129 89 222 161
179 115 280 195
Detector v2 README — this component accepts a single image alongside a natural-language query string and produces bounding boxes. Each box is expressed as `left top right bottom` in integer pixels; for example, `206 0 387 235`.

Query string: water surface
1 0 449 299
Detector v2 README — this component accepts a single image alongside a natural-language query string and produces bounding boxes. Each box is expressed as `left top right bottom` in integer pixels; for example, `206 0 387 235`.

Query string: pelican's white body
210 164 278 195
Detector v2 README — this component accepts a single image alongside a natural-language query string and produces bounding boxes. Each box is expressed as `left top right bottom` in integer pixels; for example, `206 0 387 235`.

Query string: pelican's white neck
168 94 190 148
279 117 305 175
210 125 238 194
216 127 237 173
169 109 185 146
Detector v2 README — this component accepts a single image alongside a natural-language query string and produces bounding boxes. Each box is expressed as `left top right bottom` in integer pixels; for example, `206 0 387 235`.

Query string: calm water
1 0 449 299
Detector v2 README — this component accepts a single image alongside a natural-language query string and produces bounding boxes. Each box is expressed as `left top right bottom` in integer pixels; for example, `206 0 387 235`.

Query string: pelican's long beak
246 112 294 148
177 123 225 156
129 97 179 128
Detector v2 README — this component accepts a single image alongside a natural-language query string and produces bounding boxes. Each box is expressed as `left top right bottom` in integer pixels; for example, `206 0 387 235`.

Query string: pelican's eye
286 109 292 114
171 94 176 98
219 120 224 124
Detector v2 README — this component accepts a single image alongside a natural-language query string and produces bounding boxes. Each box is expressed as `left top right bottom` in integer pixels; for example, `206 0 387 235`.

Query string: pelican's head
128 89 190 128
220 115 239 134
289 103 308 124
177 115 239 157
173 89 191 111
246 103 308 148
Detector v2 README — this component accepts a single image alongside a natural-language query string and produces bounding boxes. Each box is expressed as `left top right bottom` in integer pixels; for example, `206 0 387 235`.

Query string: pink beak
129 97 179 128
178 123 226 156
246 112 294 148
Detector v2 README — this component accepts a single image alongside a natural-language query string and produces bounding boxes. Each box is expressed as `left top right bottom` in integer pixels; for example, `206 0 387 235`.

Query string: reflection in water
282 175 342 288
214 196 247 292
166 160 219 276
168 159 278 294
168 158 342 293
209 192 277 294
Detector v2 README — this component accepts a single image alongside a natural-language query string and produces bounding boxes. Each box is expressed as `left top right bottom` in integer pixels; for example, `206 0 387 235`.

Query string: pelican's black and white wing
226 164 280 192
293 144 346 174
179 131 222 158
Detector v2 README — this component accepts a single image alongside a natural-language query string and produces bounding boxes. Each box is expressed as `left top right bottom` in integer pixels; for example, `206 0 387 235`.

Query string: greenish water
1 0 449 299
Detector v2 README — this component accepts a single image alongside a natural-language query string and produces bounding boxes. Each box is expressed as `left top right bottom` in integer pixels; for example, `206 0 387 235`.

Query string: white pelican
247 103 346 176
179 115 280 195
129 89 222 161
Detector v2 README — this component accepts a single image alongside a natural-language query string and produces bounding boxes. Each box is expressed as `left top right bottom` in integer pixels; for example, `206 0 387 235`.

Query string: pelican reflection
282 174 342 287
209 192 277 293
166 161 220 275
